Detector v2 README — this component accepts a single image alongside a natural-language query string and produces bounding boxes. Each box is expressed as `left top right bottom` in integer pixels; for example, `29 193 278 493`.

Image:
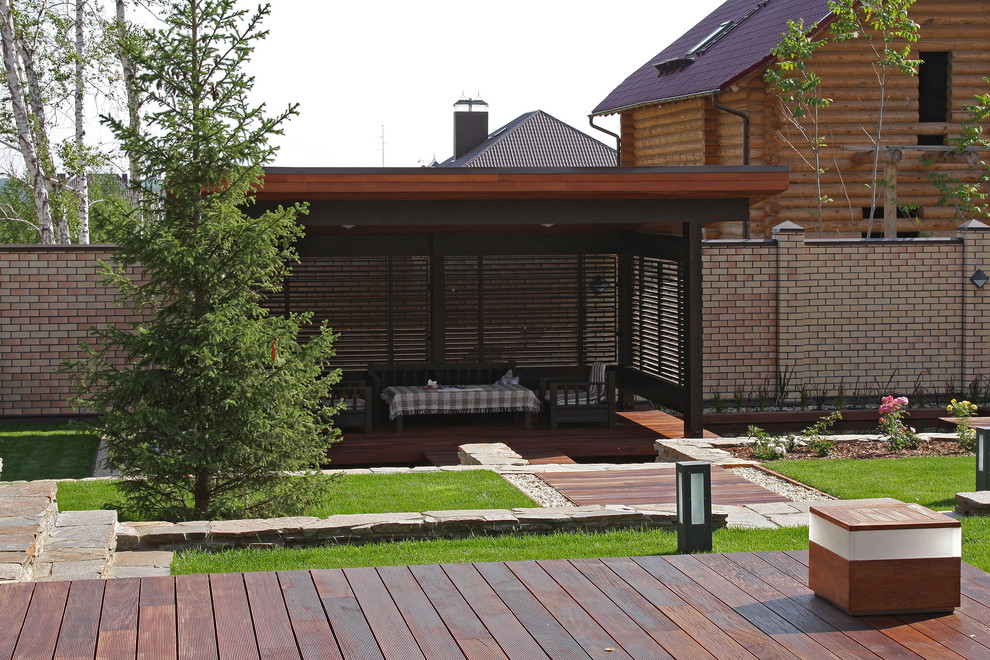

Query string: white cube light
808 500 961 615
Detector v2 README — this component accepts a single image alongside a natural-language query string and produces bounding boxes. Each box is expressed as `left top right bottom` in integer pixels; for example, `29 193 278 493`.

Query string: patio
4 551 988 658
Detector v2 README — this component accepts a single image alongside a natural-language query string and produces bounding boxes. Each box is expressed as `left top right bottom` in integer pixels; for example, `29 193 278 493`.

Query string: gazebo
253 166 788 437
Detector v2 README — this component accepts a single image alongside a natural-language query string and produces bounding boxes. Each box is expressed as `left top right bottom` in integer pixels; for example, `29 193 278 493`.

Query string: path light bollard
676 460 712 553
978 427 990 491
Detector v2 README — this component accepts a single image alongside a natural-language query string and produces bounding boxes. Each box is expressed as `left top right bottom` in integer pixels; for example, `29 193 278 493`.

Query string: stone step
33 509 117 582
0 481 58 583
106 550 173 579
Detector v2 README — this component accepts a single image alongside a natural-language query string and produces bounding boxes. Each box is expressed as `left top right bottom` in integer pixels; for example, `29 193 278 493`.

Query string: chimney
453 97 489 160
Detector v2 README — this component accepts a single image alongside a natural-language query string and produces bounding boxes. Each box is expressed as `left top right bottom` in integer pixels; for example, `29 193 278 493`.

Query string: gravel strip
500 473 575 507
728 467 833 502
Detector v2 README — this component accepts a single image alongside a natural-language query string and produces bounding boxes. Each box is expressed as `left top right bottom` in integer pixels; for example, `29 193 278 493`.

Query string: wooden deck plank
54 580 105 660
95 578 140 660
7 551 990 659
600 556 758 660
665 553 837 659
567 558 717 659
859 616 967 660
176 574 218 660
438 563 551 660
13 582 69 660
376 565 466 660
407 564 509 660
617 410 719 438
342 566 426 660
896 614 990 659
210 573 260 660
244 571 302 660
311 570 384 660
276 571 343 660
136 576 177 660
0 582 33 660
631 555 798 659
501 559 637 659
534 558 674 659
540 466 789 506
696 553 881 659
469 561 593 659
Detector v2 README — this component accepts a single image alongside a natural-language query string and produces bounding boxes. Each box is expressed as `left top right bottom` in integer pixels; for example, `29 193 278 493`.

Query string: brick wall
4 224 989 417
0 246 137 416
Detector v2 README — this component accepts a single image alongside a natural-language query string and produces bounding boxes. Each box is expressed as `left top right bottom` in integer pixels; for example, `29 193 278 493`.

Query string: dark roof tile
437 110 617 167
593 0 830 115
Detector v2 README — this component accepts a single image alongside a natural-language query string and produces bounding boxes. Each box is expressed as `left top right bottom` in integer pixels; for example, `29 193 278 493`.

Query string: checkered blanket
383 384 540 420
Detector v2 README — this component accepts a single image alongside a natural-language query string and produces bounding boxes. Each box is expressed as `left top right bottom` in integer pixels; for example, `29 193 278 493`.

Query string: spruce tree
69 0 339 520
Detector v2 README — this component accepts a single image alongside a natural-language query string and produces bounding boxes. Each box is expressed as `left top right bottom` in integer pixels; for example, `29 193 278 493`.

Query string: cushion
333 397 366 412
588 362 607 402
495 369 519 386
547 392 598 406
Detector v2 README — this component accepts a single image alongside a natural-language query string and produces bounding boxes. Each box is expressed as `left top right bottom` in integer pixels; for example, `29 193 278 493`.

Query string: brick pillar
959 219 990 384
773 221 809 397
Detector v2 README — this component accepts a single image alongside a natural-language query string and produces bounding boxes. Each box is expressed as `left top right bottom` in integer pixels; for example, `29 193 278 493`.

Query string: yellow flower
947 405 953 412
951 399 957 404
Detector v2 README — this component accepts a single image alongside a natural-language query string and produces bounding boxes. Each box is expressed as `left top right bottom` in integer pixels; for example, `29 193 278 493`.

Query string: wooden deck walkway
330 410 707 468
4 551 990 659
539 466 791 506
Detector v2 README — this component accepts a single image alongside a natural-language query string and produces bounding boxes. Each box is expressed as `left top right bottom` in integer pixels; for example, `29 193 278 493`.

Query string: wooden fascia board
253 168 789 204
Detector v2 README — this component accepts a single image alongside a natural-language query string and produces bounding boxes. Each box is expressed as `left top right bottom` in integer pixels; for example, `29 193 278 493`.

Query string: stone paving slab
107 551 173 579
957 491 990 516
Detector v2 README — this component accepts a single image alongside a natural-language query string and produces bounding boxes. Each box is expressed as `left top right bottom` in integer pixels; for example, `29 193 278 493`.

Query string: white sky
242 1 725 168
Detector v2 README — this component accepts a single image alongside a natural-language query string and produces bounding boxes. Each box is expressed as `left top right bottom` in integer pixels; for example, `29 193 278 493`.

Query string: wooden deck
4 551 990 658
539 466 791 506
330 410 707 468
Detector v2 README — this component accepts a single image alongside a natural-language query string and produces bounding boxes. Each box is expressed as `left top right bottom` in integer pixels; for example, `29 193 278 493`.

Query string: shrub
878 396 920 450
947 398 979 451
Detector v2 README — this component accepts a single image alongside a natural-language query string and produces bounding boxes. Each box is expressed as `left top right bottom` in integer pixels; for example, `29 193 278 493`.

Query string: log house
593 0 990 238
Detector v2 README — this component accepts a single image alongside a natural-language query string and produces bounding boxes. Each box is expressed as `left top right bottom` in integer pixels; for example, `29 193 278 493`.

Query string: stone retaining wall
116 505 729 552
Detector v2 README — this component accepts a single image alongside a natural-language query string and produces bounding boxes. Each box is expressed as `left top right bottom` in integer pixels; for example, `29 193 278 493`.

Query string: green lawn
766 455 974 510
172 525 811 575
57 470 536 521
0 423 100 481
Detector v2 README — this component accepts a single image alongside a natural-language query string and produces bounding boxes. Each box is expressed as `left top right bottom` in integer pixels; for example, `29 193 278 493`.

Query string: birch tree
830 0 920 237
0 0 117 243
0 0 55 242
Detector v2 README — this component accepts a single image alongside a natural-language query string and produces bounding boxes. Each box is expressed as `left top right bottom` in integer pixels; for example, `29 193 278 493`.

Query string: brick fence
705 220 990 402
3 221 989 417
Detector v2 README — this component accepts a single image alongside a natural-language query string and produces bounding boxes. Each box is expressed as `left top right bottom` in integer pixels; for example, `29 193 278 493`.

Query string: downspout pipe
710 92 751 238
588 115 622 166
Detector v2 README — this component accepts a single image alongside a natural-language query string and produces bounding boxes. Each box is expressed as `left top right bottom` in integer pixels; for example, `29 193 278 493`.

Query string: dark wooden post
682 221 704 438
430 233 446 363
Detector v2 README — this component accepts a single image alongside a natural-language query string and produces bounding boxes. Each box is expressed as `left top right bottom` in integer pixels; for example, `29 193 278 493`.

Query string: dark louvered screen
270 254 617 369
444 255 616 366
631 256 685 385
278 257 430 369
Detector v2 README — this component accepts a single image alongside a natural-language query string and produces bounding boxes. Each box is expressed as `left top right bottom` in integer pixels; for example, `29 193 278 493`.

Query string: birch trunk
74 0 88 243
0 0 53 243
116 0 141 210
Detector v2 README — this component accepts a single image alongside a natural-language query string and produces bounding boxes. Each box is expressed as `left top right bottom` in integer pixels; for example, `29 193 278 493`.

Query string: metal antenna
379 125 385 167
